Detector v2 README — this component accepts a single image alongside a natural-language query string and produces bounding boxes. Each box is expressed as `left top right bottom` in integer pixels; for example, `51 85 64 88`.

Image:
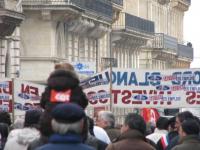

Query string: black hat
24 109 42 127
51 103 85 123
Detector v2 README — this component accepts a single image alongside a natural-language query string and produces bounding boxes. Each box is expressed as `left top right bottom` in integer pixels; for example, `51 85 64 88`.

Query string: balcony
177 43 193 60
111 0 123 6
170 0 191 11
152 33 178 54
0 8 25 36
113 13 154 38
22 0 113 21
110 0 123 10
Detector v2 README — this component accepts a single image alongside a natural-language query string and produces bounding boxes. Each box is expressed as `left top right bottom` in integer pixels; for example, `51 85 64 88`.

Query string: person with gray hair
96 111 120 141
36 103 94 150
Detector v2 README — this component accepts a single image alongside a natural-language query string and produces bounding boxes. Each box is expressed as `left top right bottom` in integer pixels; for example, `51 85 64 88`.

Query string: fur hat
40 69 88 110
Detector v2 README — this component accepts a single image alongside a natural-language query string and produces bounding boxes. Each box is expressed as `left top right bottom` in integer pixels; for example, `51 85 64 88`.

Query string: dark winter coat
105 128 120 142
106 130 155 150
157 131 178 150
86 133 108 150
36 133 95 150
172 135 200 150
165 135 179 150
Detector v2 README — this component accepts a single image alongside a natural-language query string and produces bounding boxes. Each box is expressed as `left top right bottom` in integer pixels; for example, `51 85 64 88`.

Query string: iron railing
113 13 155 34
111 0 123 6
125 13 155 34
178 43 193 60
22 0 113 19
184 0 191 5
152 33 178 53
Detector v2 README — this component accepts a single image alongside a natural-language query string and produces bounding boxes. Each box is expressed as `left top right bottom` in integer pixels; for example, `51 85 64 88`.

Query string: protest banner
0 79 13 112
81 69 110 107
82 68 200 108
13 79 45 118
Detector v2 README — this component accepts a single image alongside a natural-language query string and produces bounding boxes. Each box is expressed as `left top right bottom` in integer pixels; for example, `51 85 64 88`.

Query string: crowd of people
0 63 199 150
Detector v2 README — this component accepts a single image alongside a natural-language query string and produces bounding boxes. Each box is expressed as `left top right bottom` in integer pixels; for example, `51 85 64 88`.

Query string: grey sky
184 0 200 68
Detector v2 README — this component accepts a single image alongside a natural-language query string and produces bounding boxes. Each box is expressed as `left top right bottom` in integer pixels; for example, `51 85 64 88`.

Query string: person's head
121 113 146 135
40 69 88 111
24 109 42 129
175 111 194 130
156 117 169 130
0 123 9 139
168 117 176 132
12 118 24 129
0 111 11 126
179 119 200 138
51 103 86 135
96 111 115 129
54 63 75 71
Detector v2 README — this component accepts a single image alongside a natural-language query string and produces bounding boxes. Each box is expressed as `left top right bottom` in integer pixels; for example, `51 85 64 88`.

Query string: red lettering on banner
21 84 39 96
186 91 200 104
112 90 121 104
0 81 12 94
186 91 196 104
87 90 110 105
87 91 98 105
146 101 150 104
98 90 108 104
132 101 142 104
122 90 131 104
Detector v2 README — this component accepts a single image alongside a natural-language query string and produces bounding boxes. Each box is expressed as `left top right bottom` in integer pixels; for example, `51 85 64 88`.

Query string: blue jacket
36 133 95 150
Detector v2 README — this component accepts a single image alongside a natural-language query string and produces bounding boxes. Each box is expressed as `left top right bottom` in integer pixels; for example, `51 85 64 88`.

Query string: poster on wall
72 61 96 78
13 79 45 118
82 68 200 108
0 79 13 112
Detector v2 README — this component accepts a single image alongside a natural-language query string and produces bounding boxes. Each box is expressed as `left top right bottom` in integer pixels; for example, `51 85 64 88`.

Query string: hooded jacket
4 128 40 150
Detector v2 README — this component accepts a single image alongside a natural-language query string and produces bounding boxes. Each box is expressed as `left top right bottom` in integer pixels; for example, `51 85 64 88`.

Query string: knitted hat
24 109 42 127
51 103 85 123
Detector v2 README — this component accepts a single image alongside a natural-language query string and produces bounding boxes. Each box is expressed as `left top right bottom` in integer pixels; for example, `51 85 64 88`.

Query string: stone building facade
18 0 193 82
13 0 193 122
0 0 24 78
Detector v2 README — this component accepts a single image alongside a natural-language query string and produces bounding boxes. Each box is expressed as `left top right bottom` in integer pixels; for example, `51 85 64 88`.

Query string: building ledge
0 8 25 36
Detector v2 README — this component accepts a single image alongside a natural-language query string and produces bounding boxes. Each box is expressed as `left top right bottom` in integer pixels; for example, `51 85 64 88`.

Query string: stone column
0 38 7 78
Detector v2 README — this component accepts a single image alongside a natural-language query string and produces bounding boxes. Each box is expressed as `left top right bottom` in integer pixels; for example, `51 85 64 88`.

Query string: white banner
82 68 200 108
13 79 45 118
0 79 13 112
81 69 110 107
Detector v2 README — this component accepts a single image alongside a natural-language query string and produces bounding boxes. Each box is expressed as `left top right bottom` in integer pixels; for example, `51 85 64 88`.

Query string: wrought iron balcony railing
178 43 193 60
113 13 155 34
22 0 113 20
184 0 191 5
111 0 123 6
152 33 178 53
